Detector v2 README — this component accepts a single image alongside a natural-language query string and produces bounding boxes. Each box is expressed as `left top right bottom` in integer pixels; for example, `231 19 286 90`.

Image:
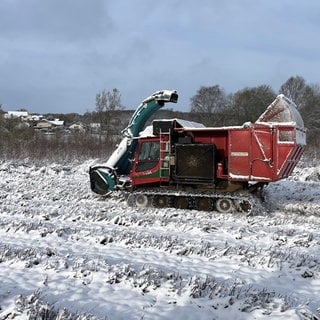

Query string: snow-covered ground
0 159 319 319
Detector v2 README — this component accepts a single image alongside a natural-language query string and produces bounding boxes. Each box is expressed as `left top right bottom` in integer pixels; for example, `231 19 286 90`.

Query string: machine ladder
159 130 171 181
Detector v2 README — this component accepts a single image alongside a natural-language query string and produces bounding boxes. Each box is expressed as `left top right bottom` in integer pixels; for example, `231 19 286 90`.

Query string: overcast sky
1 0 320 114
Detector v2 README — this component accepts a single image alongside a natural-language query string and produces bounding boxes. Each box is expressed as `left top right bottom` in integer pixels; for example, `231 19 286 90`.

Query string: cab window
136 141 159 172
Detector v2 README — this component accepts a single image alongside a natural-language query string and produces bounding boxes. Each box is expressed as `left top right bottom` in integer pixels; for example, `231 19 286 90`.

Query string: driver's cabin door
130 138 161 186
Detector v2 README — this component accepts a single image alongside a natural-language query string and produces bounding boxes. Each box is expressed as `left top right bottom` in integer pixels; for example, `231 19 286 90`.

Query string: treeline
88 76 319 149
0 75 319 162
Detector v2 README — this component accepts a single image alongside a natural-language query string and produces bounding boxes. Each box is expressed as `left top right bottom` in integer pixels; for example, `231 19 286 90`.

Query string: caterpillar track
124 189 264 215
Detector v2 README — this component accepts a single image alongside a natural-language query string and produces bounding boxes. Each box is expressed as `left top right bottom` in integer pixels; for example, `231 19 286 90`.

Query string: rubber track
123 188 264 215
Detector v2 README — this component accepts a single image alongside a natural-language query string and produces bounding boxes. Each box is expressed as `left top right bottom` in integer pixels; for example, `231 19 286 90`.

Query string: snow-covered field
0 159 319 319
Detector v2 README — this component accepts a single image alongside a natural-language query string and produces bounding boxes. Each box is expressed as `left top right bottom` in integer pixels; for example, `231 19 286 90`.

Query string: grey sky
1 0 319 114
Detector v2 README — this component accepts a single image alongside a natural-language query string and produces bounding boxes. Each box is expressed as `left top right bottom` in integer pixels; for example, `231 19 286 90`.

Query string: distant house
4 111 29 119
34 120 54 131
69 122 86 133
47 119 64 126
34 118 64 131
29 114 44 121
89 123 101 133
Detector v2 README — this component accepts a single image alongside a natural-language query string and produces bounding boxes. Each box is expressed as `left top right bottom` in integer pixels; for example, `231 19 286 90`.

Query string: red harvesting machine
90 90 306 213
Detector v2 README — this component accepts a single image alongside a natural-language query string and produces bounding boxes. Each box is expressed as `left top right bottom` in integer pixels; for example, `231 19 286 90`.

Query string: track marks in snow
1 161 320 319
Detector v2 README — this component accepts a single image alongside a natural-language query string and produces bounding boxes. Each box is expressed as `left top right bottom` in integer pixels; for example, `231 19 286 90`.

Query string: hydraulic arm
89 90 178 195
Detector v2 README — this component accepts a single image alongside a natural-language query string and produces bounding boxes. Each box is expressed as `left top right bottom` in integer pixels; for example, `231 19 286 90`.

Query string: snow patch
0 160 319 319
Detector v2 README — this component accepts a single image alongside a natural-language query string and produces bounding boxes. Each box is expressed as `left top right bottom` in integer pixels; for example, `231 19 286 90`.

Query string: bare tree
300 84 320 129
190 85 228 126
228 85 276 125
279 76 320 147
95 88 123 137
279 76 307 109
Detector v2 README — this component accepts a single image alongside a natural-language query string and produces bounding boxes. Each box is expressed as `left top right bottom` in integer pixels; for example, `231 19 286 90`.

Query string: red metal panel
192 130 229 171
276 127 304 179
250 127 275 181
272 126 301 180
228 129 251 180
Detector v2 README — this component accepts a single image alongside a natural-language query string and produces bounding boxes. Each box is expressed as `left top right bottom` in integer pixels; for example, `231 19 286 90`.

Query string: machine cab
130 137 162 186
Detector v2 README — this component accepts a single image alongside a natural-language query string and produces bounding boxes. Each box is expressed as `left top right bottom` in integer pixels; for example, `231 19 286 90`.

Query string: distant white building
69 122 86 133
34 120 54 131
34 118 64 131
29 114 44 121
90 123 101 133
47 119 64 126
4 111 29 119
